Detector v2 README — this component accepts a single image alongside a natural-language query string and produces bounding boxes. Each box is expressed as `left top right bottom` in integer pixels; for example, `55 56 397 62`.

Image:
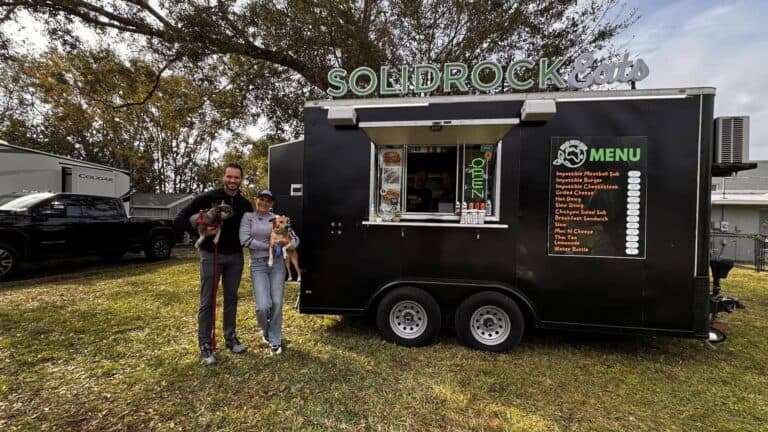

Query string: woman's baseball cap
257 189 274 200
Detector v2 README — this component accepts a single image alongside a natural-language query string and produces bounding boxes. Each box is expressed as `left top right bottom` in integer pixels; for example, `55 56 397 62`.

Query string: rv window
374 142 499 219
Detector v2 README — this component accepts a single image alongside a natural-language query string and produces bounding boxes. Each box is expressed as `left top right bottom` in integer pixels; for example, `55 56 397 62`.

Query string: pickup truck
0 192 180 281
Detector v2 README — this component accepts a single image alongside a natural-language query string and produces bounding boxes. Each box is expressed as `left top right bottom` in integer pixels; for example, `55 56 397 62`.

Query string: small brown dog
269 215 300 281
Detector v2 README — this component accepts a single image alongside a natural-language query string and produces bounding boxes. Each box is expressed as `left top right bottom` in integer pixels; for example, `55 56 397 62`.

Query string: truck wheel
454 291 524 352
0 242 20 282
145 234 172 260
376 286 441 347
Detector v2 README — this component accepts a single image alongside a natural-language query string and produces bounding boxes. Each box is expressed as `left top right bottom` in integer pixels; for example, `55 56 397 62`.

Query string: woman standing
239 189 299 355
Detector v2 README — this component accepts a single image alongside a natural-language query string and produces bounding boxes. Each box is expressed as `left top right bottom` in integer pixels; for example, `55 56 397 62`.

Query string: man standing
174 163 253 365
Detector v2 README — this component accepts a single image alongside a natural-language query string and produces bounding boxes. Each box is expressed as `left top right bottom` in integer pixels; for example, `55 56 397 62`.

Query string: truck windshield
0 193 55 210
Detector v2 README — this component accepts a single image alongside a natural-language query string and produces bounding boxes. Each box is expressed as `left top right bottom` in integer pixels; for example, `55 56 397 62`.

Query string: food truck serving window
361 118 515 223
373 143 500 221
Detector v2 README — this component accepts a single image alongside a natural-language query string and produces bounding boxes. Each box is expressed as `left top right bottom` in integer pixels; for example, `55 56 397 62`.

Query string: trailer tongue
708 259 745 343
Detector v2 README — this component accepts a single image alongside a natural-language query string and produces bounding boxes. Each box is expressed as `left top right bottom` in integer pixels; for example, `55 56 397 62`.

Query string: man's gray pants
198 250 243 348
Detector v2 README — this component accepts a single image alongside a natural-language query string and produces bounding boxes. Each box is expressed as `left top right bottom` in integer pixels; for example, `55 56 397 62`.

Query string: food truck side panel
516 95 711 334
298 91 713 337
269 139 304 236
301 109 390 312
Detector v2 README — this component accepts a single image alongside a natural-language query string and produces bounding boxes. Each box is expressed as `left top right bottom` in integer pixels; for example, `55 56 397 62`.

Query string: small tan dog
269 215 301 281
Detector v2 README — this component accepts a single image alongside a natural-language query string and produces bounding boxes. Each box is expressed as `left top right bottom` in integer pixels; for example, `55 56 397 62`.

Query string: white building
711 161 768 262
711 161 768 235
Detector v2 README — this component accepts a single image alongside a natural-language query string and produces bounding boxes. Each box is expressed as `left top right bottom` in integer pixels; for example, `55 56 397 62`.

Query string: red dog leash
197 210 223 351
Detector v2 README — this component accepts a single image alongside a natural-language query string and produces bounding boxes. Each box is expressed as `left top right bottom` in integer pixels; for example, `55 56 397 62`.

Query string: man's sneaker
200 344 216 366
261 333 269 345
225 337 247 354
269 344 283 356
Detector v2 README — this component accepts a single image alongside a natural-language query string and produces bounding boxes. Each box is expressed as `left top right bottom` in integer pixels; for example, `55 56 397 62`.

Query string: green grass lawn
1 251 767 431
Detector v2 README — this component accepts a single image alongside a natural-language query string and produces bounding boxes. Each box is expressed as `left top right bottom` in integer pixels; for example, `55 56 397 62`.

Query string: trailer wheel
455 291 524 352
376 287 441 347
145 234 172 260
0 242 20 282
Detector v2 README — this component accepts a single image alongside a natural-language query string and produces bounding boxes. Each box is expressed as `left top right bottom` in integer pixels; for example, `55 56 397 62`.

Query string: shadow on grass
320 315 710 361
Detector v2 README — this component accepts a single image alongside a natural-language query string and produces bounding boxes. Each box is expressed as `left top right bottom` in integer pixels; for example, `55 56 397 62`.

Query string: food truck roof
306 87 716 108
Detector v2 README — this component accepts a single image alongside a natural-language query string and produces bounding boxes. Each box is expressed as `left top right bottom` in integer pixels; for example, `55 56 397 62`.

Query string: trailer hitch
706 259 746 344
711 295 745 314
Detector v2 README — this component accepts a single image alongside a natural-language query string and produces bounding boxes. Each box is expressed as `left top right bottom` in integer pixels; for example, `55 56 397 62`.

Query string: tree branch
111 56 179 109
126 0 175 30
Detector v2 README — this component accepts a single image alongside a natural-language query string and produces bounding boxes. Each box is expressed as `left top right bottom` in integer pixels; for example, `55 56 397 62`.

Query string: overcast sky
622 0 768 160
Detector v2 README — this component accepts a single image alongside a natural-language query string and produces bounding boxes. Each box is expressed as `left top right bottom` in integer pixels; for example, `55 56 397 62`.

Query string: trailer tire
376 286 441 347
0 242 21 282
145 234 172 260
455 291 524 352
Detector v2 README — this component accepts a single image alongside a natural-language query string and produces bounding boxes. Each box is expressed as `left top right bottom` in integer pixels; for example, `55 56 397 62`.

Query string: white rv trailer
0 141 130 198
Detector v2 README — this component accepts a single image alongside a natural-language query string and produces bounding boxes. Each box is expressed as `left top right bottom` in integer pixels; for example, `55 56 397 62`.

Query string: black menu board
548 136 647 258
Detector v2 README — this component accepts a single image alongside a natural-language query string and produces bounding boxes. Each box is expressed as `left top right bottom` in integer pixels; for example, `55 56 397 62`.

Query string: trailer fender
365 279 539 327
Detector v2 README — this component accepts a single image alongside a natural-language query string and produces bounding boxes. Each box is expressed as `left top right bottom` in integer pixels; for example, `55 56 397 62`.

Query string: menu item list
548 137 647 258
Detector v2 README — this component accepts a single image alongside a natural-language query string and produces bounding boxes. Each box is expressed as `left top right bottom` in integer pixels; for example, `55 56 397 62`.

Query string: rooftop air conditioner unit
714 116 750 163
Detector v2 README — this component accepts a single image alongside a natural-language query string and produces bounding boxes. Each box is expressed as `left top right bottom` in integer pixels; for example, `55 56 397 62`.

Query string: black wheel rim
153 238 170 257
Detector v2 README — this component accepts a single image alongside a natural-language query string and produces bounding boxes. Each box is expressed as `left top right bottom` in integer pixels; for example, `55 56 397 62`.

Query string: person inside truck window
437 171 456 212
406 170 433 212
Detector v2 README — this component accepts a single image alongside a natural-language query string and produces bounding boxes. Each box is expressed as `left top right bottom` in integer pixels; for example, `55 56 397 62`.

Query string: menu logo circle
553 140 588 168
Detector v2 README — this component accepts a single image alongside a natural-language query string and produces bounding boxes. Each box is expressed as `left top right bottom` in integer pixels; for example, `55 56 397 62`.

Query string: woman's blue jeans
250 255 286 346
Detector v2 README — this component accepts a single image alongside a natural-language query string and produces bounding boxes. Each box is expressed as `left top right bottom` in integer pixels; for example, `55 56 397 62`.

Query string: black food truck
269 87 745 352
